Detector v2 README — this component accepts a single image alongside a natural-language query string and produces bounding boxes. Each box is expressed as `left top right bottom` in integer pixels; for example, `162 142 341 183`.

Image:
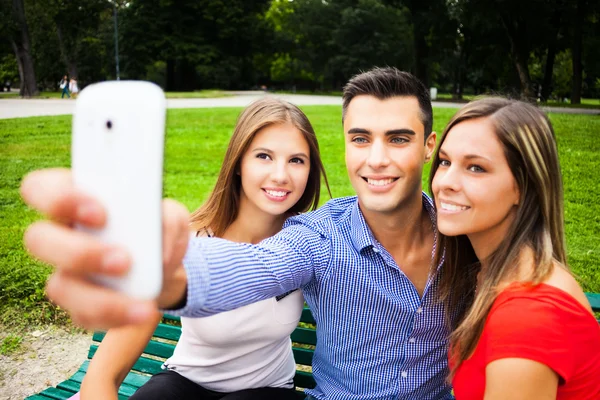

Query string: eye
468 164 485 173
289 157 305 164
391 136 408 144
256 153 272 160
438 159 450 167
351 136 368 144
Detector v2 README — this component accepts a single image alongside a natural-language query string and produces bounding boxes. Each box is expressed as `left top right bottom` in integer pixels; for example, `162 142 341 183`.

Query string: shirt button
416 307 423 314
401 371 408 378
409 337 416 344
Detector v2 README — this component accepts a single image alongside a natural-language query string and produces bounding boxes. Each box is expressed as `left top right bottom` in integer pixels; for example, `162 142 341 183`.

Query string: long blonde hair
429 98 567 375
189 97 331 237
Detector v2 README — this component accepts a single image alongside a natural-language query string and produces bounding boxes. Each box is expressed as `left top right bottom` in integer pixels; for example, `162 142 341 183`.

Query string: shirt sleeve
483 295 576 383
166 223 331 317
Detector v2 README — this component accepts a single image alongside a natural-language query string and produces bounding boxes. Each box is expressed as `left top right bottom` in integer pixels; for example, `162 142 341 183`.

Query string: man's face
344 95 436 217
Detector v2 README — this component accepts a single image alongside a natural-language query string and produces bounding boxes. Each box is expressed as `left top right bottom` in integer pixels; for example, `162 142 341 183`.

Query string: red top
452 283 600 400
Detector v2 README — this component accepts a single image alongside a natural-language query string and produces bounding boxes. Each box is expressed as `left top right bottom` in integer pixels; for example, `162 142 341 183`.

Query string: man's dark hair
342 67 433 139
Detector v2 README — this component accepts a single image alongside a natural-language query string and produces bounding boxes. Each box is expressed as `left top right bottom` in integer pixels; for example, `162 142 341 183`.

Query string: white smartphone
72 81 165 300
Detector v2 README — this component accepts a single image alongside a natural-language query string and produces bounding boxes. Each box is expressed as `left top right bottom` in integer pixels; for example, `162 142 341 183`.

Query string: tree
571 0 585 104
1 0 39 96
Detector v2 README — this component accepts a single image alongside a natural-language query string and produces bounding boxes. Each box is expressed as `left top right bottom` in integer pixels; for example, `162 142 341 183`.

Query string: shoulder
283 196 357 237
488 285 566 331
481 284 594 382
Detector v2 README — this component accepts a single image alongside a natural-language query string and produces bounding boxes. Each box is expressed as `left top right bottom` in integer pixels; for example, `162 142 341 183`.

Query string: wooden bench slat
55 379 81 394
36 387 76 400
25 395 56 400
291 327 317 346
152 323 183 341
586 292 600 312
92 333 177 360
293 370 317 389
119 372 151 391
292 347 314 366
93 323 182 344
88 345 165 375
300 307 315 324
78 360 150 390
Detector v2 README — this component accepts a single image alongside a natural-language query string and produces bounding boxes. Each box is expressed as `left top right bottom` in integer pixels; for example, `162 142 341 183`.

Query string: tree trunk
166 58 175 91
541 8 563 102
11 0 38 97
500 16 534 99
56 24 78 79
571 0 584 104
453 40 467 100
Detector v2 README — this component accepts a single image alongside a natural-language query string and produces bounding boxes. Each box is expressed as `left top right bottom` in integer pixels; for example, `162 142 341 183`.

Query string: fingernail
128 304 154 323
101 250 129 273
77 202 102 222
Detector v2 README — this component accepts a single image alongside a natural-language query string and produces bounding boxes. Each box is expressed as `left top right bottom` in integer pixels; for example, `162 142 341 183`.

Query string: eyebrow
252 147 309 159
439 149 492 162
347 128 417 136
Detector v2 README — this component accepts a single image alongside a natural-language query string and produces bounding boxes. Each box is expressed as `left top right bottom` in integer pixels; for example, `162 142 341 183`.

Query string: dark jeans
129 370 298 400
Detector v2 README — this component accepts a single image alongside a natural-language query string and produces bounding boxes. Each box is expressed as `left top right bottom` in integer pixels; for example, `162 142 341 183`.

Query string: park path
1 91 598 119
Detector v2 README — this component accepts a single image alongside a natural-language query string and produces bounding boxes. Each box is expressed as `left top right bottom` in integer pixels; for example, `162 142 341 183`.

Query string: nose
366 139 390 170
434 164 461 193
271 160 290 184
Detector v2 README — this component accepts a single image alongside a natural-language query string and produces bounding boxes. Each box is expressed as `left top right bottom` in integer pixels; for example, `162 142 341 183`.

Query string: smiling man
23 67 454 400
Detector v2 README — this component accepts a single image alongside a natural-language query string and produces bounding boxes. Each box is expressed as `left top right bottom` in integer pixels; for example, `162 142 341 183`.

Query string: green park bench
25 307 316 400
26 294 600 400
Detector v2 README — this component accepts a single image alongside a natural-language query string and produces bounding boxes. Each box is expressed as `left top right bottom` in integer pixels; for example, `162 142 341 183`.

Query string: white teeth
440 202 469 211
265 190 287 197
367 178 395 186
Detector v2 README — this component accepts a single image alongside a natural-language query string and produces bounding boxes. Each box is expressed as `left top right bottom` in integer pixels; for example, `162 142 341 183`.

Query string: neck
222 207 287 244
468 210 517 267
360 191 432 254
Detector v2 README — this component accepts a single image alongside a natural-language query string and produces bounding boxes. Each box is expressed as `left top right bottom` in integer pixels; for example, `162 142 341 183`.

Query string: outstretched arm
80 311 163 400
173 224 328 317
20 168 327 329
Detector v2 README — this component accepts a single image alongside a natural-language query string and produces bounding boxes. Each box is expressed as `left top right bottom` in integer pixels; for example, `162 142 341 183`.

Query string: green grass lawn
0 106 598 327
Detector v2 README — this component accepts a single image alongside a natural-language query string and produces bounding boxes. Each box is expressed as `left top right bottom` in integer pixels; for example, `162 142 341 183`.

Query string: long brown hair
429 98 567 375
189 97 331 237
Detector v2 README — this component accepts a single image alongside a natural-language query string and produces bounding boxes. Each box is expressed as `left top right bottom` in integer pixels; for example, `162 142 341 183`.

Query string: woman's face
431 117 520 257
238 122 311 218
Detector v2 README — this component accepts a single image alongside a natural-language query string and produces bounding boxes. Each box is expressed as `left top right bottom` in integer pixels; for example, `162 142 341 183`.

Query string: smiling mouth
439 202 470 212
263 189 290 199
362 177 398 186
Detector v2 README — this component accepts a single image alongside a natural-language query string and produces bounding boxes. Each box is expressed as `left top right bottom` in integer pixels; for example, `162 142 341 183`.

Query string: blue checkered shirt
171 194 453 400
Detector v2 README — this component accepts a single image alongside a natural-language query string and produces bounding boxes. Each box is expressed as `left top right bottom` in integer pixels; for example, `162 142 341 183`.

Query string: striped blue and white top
173 194 454 400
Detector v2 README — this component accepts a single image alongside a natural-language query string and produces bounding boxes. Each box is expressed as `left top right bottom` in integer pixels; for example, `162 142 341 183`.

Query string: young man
22 68 451 399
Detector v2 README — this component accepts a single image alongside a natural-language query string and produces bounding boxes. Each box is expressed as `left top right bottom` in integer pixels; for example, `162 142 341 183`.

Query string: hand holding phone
72 81 165 299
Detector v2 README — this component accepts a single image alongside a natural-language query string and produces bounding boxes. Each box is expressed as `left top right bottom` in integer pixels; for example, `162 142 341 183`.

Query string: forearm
168 226 327 317
80 311 162 398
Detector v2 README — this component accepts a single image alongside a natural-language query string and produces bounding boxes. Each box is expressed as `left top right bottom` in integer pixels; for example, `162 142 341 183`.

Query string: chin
437 222 468 238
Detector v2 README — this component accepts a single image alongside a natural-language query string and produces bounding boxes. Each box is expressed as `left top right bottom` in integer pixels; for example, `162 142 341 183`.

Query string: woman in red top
429 98 600 400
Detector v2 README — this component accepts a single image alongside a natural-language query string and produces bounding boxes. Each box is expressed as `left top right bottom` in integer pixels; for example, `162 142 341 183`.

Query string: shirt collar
348 192 438 254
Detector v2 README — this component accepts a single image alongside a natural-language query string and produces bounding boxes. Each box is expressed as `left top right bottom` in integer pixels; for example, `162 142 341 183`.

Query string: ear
424 131 437 162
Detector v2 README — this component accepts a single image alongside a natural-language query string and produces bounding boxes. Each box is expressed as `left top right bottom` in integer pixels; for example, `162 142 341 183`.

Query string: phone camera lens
106 120 113 130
